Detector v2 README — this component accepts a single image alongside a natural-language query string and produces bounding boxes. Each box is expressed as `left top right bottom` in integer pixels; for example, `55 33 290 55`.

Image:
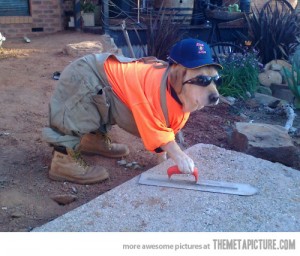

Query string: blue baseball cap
168 38 222 69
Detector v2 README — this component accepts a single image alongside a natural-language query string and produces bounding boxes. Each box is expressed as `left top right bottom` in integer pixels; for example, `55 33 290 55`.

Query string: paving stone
33 144 300 232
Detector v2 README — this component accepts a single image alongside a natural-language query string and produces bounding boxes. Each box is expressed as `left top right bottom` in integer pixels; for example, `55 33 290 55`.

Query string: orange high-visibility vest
104 57 190 152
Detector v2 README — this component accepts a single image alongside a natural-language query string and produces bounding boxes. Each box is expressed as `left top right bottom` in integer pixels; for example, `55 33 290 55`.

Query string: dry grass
0 47 35 59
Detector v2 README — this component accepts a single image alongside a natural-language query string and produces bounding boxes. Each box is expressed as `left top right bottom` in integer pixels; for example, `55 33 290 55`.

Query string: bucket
154 0 194 25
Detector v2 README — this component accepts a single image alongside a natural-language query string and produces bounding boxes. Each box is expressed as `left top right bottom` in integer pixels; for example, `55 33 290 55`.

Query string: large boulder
258 70 282 87
63 41 104 57
229 122 298 167
62 35 120 57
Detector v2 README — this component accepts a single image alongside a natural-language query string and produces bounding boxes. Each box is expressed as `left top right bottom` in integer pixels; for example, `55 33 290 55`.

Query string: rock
224 96 236 105
256 85 272 96
117 159 127 166
62 34 121 58
254 93 282 106
239 113 248 120
229 122 298 167
51 194 77 205
245 98 260 109
258 70 283 87
245 91 252 98
270 83 294 103
118 160 142 170
11 210 24 218
294 128 300 137
264 59 292 72
132 164 142 170
270 63 283 71
268 99 282 109
125 163 133 168
264 60 292 84
23 36 31 43
71 186 78 194
63 41 104 57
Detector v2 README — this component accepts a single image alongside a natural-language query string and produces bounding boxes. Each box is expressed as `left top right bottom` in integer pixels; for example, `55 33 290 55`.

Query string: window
0 0 30 16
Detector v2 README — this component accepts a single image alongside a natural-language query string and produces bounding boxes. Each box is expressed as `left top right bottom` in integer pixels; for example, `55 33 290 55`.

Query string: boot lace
102 134 112 149
69 150 89 169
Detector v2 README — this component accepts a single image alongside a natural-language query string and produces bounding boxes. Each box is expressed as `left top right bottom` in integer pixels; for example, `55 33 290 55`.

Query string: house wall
0 0 66 39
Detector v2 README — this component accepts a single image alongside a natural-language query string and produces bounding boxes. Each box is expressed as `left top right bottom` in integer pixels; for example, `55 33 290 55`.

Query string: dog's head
168 64 220 113
167 38 222 113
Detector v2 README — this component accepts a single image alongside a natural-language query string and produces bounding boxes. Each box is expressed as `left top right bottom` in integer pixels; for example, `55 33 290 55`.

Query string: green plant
246 0 300 64
218 50 260 99
80 0 96 13
283 50 300 108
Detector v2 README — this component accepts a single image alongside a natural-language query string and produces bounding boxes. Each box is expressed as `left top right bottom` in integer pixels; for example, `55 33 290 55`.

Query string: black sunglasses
183 75 222 87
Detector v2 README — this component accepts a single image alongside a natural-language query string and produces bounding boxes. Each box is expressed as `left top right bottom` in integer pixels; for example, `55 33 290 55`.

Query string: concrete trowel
139 165 258 196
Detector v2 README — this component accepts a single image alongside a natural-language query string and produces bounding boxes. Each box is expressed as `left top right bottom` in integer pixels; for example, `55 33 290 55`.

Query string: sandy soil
0 31 298 232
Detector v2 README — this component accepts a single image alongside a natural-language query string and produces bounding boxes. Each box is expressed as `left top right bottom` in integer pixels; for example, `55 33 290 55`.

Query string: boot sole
80 150 130 158
49 172 109 185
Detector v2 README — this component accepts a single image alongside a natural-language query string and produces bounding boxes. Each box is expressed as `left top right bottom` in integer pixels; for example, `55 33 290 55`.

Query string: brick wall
0 0 65 39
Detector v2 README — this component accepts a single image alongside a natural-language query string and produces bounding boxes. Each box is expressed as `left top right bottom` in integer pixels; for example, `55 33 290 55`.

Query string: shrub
218 49 260 99
80 0 96 13
283 50 300 109
246 0 300 64
144 5 187 60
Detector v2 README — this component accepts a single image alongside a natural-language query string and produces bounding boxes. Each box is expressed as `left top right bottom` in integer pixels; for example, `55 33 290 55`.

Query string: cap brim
192 63 223 70
183 60 223 70
169 57 223 69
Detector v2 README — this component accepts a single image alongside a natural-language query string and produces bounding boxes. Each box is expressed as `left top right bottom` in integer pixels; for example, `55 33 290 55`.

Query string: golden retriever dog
42 38 222 184
158 64 220 170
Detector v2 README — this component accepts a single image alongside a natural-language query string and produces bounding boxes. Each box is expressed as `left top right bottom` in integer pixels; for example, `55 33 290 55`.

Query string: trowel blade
138 173 258 196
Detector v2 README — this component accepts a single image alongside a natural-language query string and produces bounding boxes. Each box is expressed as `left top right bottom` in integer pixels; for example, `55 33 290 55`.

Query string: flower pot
82 12 95 27
205 10 245 21
240 0 251 13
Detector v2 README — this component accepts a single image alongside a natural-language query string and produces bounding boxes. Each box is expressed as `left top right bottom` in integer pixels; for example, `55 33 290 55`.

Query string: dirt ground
0 31 299 232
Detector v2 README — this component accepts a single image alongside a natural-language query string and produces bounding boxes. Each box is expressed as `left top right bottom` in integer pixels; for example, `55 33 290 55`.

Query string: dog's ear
168 64 187 94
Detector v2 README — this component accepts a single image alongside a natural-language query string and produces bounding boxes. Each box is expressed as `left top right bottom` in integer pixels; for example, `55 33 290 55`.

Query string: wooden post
74 0 81 31
101 0 109 33
121 20 135 58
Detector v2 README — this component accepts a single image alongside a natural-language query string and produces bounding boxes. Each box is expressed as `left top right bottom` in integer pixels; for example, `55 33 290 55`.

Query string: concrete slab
33 144 300 232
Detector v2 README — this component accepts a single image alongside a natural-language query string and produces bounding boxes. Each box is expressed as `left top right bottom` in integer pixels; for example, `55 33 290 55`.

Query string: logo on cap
196 42 207 55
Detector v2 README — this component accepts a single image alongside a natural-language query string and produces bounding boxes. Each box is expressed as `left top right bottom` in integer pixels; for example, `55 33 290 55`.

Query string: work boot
49 148 109 184
78 132 130 158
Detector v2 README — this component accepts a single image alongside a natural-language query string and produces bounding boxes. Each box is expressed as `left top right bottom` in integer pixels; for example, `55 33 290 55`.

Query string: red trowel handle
167 165 199 182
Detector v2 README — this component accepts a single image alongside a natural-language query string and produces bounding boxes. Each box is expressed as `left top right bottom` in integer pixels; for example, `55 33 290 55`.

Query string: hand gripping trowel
139 165 258 196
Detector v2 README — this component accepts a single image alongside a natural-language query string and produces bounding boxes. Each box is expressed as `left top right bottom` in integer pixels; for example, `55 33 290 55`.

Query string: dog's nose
209 93 219 104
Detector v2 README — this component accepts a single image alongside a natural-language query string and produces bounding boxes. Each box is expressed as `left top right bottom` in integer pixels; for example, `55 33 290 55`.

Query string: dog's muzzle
209 93 219 105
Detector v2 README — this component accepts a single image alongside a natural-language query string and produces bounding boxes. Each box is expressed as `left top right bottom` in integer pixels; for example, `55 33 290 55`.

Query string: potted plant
81 0 96 27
